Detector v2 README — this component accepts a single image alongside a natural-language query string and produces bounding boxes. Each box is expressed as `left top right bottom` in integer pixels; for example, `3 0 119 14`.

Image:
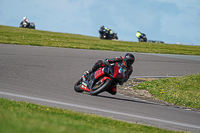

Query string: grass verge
0 25 200 55
133 74 200 109
0 98 183 133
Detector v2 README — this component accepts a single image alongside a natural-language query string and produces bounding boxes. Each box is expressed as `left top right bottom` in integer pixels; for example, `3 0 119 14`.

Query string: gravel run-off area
117 78 200 112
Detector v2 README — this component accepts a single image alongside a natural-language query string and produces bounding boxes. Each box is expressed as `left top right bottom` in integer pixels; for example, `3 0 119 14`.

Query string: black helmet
124 53 135 66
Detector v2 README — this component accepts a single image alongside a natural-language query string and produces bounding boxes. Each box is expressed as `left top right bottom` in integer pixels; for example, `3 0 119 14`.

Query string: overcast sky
0 0 200 46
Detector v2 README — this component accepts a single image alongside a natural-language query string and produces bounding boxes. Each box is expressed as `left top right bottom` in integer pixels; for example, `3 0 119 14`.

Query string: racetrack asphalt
0 44 200 132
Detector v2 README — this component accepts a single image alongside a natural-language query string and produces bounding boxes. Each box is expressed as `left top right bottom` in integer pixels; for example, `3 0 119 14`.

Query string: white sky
0 0 200 45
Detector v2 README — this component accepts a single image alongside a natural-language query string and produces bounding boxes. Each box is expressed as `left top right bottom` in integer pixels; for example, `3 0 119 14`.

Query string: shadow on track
80 92 168 107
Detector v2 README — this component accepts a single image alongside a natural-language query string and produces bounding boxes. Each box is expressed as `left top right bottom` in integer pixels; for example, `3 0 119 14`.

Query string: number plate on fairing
82 82 87 87
81 81 90 92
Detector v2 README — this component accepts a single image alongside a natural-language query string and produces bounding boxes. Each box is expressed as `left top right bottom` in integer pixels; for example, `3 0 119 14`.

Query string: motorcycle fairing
80 80 90 92
114 62 119 77
88 67 111 89
113 62 124 79
79 68 111 92
94 68 105 80
75 62 125 95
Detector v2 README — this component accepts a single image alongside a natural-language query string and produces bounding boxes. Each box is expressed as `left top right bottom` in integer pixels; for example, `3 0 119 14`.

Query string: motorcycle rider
136 31 146 42
83 53 135 95
21 17 30 27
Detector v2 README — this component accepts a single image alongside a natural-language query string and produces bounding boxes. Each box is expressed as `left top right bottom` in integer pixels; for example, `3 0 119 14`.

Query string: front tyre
90 78 112 95
74 79 84 93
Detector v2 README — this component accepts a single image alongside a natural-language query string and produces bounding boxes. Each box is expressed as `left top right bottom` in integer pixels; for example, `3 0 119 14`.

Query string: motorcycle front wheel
90 78 112 95
74 79 84 93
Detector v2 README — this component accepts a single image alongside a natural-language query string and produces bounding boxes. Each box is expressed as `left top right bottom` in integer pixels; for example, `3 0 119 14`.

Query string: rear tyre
90 78 112 95
74 79 84 93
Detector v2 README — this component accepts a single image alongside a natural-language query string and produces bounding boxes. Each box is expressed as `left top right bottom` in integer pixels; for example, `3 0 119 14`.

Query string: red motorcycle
74 62 125 95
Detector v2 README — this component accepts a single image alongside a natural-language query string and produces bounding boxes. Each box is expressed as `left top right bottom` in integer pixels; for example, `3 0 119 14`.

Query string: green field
0 25 200 55
0 98 183 133
0 25 199 133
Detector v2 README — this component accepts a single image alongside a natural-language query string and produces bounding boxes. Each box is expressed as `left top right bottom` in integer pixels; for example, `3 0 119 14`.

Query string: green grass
0 25 200 55
0 98 183 133
134 74 200 109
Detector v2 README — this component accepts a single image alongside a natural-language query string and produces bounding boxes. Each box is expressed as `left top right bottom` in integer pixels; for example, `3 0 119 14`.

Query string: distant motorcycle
99 30 118 40
19 21 35 29
139 34 147 42
74 62 125 95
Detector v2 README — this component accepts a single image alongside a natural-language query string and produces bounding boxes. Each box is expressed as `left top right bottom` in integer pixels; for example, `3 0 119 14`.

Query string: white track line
0 91 199 130
130 76 181 79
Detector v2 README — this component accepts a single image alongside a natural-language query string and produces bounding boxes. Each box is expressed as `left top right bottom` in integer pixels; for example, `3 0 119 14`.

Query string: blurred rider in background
136 31 146 42
21 17 30 27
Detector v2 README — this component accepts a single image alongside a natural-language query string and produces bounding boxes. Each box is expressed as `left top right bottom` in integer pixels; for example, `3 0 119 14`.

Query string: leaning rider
136 31 142 42
21 17 30 27
83 53 135 95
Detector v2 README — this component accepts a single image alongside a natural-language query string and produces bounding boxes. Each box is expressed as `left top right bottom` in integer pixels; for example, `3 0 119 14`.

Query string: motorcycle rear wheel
74 79 84 93
90 78 111 95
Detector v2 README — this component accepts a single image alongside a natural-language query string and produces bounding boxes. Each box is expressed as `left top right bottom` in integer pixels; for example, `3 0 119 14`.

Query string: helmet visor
126 60 134 66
